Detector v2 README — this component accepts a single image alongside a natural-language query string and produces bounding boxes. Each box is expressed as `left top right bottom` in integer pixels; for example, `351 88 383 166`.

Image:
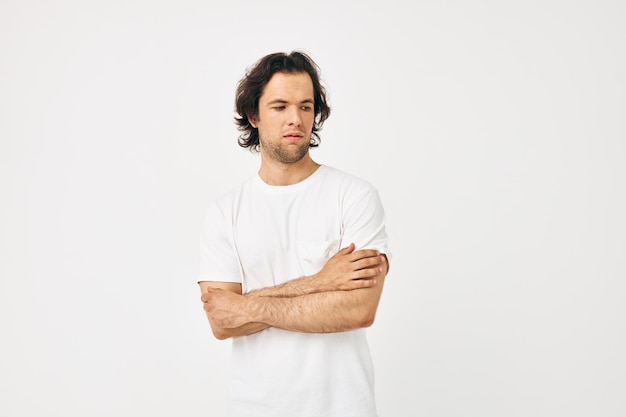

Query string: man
198 51 391 417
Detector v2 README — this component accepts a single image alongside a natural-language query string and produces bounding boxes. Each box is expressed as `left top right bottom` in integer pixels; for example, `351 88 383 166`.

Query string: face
250 71 315 164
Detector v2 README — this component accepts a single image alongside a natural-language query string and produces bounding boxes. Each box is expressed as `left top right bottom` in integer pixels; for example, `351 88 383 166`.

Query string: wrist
244 295 264 323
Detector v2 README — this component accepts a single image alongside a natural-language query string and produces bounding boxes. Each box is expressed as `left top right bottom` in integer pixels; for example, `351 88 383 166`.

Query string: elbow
209 320 231 340
212 327 231 340
362 313 376 328
356 308 377 329
206 317 231 340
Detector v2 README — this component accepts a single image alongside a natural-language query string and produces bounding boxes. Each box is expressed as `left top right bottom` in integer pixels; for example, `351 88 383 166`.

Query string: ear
248 112 258 128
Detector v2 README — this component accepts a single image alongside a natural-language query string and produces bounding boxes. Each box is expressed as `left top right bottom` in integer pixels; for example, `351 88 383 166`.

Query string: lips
283 132 304 140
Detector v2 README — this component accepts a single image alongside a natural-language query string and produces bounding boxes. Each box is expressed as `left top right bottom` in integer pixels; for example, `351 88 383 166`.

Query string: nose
286 106 302 126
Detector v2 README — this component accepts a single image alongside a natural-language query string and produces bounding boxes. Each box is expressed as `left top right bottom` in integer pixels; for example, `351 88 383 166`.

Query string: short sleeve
341 185 392 261
197 201 242 283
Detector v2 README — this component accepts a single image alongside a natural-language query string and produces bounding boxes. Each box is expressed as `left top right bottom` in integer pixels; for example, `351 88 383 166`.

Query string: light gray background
1 1 625 416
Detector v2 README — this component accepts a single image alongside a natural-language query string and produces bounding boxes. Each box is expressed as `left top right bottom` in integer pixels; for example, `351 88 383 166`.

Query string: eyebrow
266 98 314 105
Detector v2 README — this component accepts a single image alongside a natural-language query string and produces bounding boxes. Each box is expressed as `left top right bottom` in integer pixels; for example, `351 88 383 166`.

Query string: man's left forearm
245 265 387 333
204 255 388 333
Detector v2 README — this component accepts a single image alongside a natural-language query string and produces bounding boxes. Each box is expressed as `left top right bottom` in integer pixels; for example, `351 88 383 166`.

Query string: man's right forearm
243 261 387 333
246 275 321 298
246 245 384 298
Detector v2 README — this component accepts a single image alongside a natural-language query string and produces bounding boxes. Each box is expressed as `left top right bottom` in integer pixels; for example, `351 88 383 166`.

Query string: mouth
283 132 304 141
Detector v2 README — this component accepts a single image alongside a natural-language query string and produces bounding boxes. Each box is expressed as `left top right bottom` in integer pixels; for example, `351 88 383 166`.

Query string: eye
301 106 313 111
272 106 285 111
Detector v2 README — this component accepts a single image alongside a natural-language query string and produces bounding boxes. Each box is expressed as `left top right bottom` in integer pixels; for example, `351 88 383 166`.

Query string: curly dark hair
234 51 331 152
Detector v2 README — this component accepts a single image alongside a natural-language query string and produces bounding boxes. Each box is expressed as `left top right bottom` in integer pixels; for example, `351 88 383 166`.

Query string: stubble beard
262 137 310 164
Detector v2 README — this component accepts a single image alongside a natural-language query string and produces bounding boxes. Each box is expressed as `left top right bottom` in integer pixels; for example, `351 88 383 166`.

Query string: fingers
347 248 382 262
338 262 384 291
340 276 377 290
354 265 382 279
335 245 383 264
200 287 225 306
200 287 220 302
337 242 356 255
355 278 377 288
352 255 386 271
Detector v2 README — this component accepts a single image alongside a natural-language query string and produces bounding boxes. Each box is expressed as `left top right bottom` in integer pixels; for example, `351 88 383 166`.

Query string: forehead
260 71 314 101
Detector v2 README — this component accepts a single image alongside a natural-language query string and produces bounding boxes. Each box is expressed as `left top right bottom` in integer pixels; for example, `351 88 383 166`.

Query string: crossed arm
198 243 389 340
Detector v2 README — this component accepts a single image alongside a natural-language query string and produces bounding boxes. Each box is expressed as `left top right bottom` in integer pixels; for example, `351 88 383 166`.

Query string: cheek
303 113 315 126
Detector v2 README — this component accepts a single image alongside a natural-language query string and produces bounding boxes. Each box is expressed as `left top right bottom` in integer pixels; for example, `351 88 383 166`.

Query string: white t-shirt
199 165 391 417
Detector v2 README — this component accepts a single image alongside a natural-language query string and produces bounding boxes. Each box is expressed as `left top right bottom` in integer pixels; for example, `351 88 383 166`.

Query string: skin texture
199 71 389 340
200 244 388 339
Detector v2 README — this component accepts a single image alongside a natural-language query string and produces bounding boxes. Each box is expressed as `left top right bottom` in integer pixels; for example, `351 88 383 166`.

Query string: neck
258 154 320 186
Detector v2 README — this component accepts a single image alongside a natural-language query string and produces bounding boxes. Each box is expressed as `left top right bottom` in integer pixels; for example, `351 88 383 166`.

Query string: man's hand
312 243 385 292
202 287 252 329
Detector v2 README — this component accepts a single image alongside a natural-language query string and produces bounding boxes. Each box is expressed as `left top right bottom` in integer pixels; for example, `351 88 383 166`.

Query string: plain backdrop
1 1 625 416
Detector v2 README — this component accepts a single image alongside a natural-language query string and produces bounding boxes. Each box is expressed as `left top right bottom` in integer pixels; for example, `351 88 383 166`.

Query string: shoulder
318 165 379 196
202 176 255 220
